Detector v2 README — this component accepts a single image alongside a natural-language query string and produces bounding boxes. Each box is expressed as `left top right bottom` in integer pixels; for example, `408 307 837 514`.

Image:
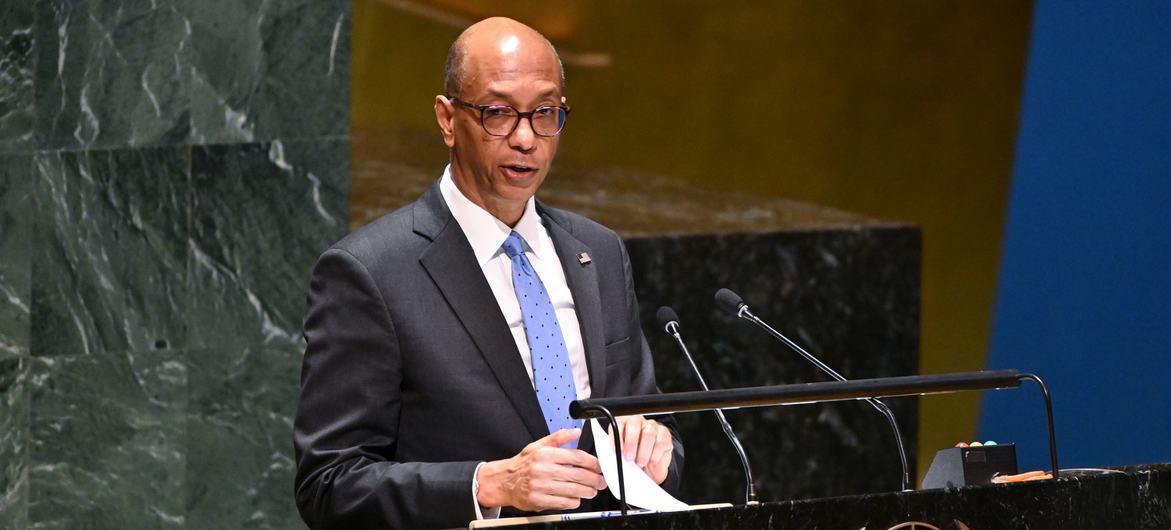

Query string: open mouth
502 164 537 177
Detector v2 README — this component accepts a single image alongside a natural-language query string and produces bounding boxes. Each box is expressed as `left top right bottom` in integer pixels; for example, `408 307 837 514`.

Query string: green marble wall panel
0 356 30 529
25 0 351 149
185 344 302 528
32 0 191 150
4 0 351 526
1 155 31 357
29 147 189 356
0 1 35 152
28 351 186 528
0 155 31 528
188 0 350 143
188 139 348 349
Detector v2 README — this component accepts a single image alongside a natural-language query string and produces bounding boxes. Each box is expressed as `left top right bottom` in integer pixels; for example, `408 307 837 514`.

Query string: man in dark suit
293 17 683 529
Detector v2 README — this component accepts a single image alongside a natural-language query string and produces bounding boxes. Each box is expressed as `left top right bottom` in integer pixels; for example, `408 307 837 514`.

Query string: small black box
921 444 1018 489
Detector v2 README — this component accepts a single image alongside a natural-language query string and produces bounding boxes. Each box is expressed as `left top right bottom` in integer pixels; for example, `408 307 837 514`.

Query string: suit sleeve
293 248 479 529
617 237 686 495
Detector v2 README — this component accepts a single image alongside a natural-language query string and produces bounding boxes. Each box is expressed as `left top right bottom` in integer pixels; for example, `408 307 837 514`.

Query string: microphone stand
736 305 912 492
665 321 759 504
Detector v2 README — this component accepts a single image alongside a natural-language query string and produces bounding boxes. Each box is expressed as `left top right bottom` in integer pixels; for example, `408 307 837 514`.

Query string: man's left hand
614 415 673 485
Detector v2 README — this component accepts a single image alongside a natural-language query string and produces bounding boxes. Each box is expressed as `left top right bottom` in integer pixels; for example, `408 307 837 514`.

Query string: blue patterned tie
501 231 581 447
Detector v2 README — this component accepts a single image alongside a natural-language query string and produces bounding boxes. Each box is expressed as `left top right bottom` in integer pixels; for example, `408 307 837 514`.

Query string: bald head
444 17 565 98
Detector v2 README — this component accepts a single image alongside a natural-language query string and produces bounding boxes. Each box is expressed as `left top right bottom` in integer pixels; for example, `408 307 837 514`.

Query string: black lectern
506 463 1171 528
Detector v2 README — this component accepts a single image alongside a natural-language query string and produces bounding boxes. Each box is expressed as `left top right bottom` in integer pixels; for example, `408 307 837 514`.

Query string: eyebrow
485 88 560 102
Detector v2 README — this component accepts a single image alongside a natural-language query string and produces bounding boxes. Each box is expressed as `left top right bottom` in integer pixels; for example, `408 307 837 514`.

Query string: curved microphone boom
715 288 912 492
656 306 758 504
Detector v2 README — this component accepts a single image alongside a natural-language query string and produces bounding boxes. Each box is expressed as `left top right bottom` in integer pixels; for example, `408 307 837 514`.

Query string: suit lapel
414 184 549 441
541 207 608 399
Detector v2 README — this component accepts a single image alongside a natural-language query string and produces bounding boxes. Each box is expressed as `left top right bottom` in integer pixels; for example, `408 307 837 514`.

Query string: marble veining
0 154 32 527
0 356 30 530
22 0 350 150
187 0 350 143
0 1 36 152
29 147 189 357
15 137 348 528
5 0 353 527
0 155 32 357
28 353 186 529
33 0 191 150
187 139 348 349
629 228 921 504
185 344 303 528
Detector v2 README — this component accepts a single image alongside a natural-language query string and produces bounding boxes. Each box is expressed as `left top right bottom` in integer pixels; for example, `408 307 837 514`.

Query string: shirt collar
439 165 548 266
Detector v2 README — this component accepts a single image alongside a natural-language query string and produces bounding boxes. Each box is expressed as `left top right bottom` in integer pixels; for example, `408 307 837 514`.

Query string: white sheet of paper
587 419 689 511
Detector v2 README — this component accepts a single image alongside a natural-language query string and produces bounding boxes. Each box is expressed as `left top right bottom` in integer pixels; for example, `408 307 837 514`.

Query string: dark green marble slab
628 227 920 503
1 155 31 357
32 0 190 150
0 0 35 152
188 0 350 143
29 147 189 356
188 139 348 349
28 351 186 529
0 356 29 529
1 155 34 528
185 344 303 529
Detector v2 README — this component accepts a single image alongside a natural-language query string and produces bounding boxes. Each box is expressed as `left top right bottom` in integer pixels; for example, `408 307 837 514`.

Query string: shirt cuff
472 461 502 520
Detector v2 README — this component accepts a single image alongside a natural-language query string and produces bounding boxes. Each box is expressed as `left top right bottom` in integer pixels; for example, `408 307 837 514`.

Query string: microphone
715 288 912 492
656 306 758 504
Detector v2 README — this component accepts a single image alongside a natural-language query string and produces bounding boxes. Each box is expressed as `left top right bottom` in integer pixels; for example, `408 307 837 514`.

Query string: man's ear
435 95 456 148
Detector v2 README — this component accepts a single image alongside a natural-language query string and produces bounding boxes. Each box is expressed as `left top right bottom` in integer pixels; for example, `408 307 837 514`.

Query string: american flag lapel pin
578 252 591 265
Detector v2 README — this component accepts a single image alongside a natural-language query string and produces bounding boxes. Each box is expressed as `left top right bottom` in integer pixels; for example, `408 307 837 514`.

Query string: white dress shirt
439 166 592 400
439 166 592 521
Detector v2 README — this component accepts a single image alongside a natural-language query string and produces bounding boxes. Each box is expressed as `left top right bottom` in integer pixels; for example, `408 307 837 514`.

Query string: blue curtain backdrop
979 0 1171 470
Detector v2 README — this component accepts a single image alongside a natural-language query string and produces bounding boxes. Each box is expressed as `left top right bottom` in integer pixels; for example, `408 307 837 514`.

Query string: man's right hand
475 428 608 512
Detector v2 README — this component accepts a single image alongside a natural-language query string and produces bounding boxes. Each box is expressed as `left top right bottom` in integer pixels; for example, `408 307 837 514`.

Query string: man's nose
508 116 536 151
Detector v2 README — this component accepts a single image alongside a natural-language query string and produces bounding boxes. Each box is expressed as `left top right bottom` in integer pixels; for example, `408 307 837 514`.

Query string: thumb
537 428 582 447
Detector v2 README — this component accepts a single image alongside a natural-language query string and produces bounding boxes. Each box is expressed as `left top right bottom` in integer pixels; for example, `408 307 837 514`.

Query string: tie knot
501 231 527 259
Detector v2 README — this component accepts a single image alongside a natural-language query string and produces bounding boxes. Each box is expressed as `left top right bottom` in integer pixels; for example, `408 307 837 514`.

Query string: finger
648 450 671 484
621 416 643 461
528 492 582 511
647 426 671 464
555 463 608 490
648 430 673 483
566 450 602 473
635 422 659 468
535 428 582 449
539 476 601 500
534 450 605 490
537 447 601 473
529 462 605 494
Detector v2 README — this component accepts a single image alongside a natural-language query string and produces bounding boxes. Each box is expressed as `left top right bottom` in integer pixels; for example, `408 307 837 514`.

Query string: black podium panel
626 227 920 503
518 463 1171 529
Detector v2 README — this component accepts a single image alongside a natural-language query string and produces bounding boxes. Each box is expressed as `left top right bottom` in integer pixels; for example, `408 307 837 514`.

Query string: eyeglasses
449 97 571 137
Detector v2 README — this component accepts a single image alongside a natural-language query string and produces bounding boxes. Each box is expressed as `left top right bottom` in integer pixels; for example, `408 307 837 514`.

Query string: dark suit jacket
293 182 684 529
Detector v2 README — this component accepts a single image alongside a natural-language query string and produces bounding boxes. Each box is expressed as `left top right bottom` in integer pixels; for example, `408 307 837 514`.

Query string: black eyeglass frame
448 97 571 137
